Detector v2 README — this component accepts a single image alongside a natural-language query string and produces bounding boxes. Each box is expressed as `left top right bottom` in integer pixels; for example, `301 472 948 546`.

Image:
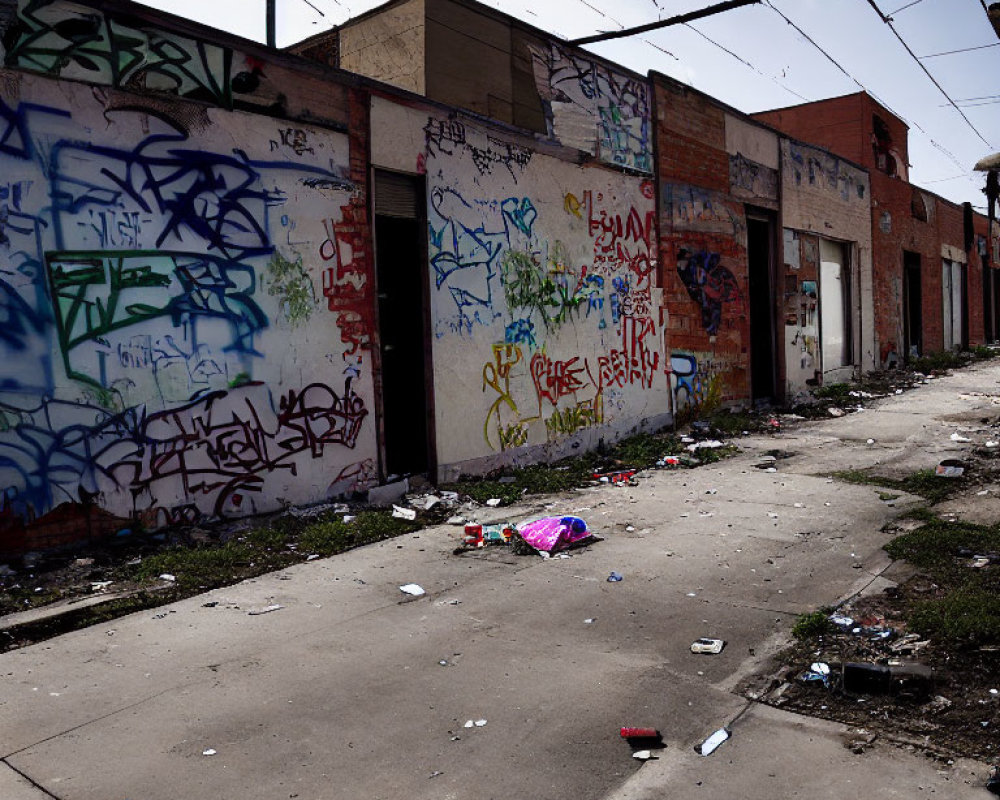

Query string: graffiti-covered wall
0 18 376 553
372 98 668 477
655 78 751 410
528 42 652 174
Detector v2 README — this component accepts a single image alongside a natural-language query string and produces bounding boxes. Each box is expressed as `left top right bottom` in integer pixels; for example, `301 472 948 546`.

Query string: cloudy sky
136 0 1000 209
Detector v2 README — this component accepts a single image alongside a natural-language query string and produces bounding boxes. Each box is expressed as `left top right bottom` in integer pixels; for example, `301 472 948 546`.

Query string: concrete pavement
3 363 1000 799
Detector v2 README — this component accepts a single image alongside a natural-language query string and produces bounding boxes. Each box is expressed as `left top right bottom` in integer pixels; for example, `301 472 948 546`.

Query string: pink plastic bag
517 516 590 553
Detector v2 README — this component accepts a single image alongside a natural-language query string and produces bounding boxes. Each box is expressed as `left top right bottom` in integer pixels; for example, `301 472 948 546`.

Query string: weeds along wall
371 96 669 479
0 2 378 553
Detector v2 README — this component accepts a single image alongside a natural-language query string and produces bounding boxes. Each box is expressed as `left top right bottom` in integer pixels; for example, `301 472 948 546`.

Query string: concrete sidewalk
2 364 999 799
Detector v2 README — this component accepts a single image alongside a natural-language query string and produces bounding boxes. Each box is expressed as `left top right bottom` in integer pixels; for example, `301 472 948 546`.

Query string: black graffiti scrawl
676 249 741 336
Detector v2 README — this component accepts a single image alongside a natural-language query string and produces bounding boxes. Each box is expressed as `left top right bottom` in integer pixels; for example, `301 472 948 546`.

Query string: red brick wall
753 94 868 168
656 77 750 406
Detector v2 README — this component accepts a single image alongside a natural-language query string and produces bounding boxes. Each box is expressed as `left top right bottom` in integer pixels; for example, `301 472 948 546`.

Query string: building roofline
285 0 648 84
751 90 910 132
649 70 870 176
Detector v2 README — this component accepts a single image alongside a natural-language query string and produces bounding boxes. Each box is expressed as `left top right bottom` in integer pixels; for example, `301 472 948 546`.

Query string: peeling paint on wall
528 43 651 174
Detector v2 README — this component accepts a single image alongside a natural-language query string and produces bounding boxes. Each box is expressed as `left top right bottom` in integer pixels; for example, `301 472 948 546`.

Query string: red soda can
463 524 484 547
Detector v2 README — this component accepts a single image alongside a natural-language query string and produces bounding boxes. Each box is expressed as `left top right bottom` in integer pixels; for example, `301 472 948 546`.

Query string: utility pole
266 0 276 47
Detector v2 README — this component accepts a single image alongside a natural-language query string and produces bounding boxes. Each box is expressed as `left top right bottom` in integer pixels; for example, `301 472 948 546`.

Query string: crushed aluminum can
690 638 726 654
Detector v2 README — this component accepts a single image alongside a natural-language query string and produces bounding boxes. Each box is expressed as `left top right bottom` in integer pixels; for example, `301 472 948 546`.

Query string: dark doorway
374 170 431 478
903 251 922 361
983 245 995 343
747 213 776 403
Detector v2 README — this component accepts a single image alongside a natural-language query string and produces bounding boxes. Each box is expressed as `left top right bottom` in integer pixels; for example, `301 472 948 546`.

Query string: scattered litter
90 581 113 591
706 488 717 495
289 502 337 519
794 503 804 509
987 767 1000 796
392 505 417 520
830 614 854 628
866 438 876 445
978 490 990 497
584 618 595 624
699 511 714 518
686 592 697 597
429 771 443 779
625 525 636 532
828 407 846 417
687 440 725 452
202 601 219 608
696 728 730 756
842 661 933 698
632 750 653 760
342 515 356 523
768 512 779 519
518 516 592 553
446 515 466 525
461 522 516 548
935 459 965 478
620 727 662 747
306 554 320 561
399 583 426 597
607 572 623 582
799 662 832 687
486 498 502 507
950 432 972 443
247 604 283 615
593 469 638 485
690 638 725 654
158 573 176 582
988 441 999 449
657 456 681 468
202 749 217 756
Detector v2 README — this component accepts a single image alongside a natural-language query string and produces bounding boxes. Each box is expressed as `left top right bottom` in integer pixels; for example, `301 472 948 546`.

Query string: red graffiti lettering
530 352 587 406
599 316 661 390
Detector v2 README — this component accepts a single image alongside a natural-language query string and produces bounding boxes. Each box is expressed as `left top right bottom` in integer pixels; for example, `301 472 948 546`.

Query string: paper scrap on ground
697 727 730 756
247 603 284 617
248 604 283 615
399 583 426 597
392 505 417 520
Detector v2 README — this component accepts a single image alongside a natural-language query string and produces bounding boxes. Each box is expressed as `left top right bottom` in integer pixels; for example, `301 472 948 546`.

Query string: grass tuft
792 610 834 639
832 468 958 505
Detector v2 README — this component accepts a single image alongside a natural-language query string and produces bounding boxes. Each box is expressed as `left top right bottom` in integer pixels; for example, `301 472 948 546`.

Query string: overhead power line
920 41 1000 58
887 0 926 15
570 0 760 46
864 0 993 149
763 1 970 173
683 20 809 101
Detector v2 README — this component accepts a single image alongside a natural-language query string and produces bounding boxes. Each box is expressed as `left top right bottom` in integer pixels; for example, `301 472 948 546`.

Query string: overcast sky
136 0 1000 209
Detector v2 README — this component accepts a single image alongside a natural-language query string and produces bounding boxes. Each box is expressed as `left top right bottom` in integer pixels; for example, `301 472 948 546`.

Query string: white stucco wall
372 101 669 476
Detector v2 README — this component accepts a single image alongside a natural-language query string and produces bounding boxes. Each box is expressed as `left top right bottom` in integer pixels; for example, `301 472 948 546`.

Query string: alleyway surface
3 364 1000 799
